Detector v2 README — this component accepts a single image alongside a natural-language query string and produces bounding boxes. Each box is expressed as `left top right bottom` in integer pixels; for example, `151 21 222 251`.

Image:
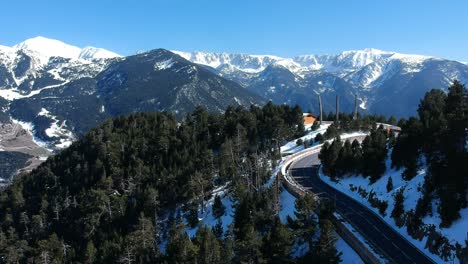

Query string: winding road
287 150 436 264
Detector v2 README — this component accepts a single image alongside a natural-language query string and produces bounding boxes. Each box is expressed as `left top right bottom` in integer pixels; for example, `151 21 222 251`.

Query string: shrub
296 138 304 146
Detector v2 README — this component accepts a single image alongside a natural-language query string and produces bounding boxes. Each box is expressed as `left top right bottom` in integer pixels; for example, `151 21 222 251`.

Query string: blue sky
2 0 467 61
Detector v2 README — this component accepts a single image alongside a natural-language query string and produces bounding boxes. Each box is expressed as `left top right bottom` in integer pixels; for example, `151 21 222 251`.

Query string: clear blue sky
2 0 468 61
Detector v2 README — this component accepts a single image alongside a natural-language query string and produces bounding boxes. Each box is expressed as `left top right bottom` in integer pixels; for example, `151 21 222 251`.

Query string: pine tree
303 219 341 264
315 133 324 143
213 218 224 239
362 128 387 182
186 203 199 228
262 217 293 263
311 120 320 131
233 196 253 241
439 190 461 228
127 213 157 262
418 89 447 155
84 240 97 264
222 225 235 263
391 189 405 227
212 195 226 219
292 193 317 246
318 136 342 177
336 140 353 176
166 221 198 263
234 224 263 263
351 139 363 174
194 225 222 264
36 233 63 264
386 176 393 192
445 80 467 154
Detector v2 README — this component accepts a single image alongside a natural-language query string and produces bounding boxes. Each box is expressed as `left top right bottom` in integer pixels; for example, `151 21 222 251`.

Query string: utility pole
353 94 358 120
318 94 323 124
335 95 339 122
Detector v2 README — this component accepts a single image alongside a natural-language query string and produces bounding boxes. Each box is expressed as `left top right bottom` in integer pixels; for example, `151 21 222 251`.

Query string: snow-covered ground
281 123 330 154
185 185 234 238
38 108 75 149
279 186 297 223
336 237 366 264
280 123 466 263
182 161 364 263
11 118 51 151
319 151 466 263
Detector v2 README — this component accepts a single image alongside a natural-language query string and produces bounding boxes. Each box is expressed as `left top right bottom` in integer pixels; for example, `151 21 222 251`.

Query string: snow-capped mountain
172 50 283 73
1 37 468 155
0 37 262 154
0 36 121 94
177 48 468 116
13 36 121 62
175 48 436 85
1 36 468 182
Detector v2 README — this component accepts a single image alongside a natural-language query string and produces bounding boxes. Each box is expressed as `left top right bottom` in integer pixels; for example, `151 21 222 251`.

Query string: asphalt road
288 151 436 264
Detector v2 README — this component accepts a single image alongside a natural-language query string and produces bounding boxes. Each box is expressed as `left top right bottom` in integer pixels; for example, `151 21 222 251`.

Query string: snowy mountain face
0 38 262 161
0 37 124 166
13 36 121 62
1 38 467 151
1 37 468 182
177 48 468 116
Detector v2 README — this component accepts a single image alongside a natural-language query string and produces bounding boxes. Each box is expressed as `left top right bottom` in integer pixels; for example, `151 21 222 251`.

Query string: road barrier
278 135 382 264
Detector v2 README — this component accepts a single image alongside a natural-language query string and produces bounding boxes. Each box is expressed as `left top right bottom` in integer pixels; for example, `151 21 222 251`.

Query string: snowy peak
14 36 82 60
293 48 432 72
331 48 394 68
175 48 436 77
79 46 121 60
172 50 284 73
11 36 120 61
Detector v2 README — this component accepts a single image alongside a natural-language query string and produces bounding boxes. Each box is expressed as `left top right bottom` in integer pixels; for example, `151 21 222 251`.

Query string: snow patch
185 185 234 238
0 81 70 101
37 107 75 149
281 123 330 154
359 98 367 110
154 59 175 71
279 187 297 223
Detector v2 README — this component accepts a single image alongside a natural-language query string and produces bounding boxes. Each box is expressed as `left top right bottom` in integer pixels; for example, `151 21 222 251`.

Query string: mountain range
174 49 468 117
0 36 467 171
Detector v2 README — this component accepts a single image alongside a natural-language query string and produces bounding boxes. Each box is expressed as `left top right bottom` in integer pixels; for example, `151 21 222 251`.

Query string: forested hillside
0 103 342 263
319 81 468 261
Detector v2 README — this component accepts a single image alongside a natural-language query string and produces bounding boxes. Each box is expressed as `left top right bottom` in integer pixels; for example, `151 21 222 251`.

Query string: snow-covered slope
316 143 466 263
176 48 468 117
172 50 284 73
174 48 435 81
13 36 82 62
13 36 121 62
0 37 122 152
79 46 121 60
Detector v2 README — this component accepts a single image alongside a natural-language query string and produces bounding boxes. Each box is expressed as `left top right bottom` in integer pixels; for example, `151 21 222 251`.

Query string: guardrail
278 134 382 264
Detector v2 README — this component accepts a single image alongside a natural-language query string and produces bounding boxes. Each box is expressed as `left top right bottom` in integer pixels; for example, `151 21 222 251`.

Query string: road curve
288 151 436 264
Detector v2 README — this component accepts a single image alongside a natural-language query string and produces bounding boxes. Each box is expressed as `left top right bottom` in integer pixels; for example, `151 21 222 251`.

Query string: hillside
1 40 263 151
315 81 468 263
3 104 349 263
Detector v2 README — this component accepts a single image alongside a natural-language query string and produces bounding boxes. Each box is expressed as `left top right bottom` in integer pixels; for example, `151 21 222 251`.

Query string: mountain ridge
1 36 468 152
11 36 121 61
